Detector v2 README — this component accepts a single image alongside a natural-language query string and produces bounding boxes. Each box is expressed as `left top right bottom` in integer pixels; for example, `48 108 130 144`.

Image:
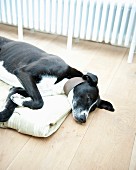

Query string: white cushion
0 81 71 137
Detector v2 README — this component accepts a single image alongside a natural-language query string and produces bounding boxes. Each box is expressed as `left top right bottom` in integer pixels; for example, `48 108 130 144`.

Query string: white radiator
0 0 136 62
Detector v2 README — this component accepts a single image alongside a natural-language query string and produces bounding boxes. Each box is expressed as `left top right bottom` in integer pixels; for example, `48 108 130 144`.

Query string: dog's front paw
10 93 31 107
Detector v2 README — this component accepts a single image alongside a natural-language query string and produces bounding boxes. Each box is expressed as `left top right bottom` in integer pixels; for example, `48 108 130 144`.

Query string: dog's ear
97 99 115 112
82 72 98 86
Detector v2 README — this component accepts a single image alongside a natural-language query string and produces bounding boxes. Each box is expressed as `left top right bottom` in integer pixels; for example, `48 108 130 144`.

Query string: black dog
0 37 114 123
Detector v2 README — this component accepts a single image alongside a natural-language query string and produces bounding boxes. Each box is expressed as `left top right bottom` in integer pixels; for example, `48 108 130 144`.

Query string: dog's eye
87 95 91 101
87 96 96 103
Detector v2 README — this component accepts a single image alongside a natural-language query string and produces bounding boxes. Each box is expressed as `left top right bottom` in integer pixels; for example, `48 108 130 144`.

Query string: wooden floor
0 24 136 170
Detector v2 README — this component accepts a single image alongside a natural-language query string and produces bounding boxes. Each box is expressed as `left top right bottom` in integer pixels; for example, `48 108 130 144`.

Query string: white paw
10 93 31 106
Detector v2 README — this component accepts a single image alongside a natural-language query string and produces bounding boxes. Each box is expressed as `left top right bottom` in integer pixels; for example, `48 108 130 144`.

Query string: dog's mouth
72 111 88 123
72 99 99 123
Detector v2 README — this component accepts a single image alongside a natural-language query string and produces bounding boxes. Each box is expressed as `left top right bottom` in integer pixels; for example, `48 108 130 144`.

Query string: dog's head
64 73 114 123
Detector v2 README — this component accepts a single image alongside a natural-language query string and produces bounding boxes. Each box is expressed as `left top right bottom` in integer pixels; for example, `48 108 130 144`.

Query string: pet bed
0 81 71 137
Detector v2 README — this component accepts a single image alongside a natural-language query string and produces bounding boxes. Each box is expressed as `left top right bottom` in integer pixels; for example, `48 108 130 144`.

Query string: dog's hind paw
10 93 31 107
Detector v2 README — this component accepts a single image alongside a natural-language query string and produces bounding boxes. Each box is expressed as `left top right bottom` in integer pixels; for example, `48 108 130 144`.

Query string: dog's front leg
14 68 44 110
0 87 31 122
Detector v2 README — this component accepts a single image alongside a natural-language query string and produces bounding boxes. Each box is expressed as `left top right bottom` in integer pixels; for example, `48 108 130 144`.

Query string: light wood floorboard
0 24 136 170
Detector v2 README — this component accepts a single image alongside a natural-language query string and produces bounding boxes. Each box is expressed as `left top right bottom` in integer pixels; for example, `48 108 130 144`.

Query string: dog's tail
0 89 17 122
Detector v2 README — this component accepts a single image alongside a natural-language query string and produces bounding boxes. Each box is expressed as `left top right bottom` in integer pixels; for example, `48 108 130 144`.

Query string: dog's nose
79 114 86 123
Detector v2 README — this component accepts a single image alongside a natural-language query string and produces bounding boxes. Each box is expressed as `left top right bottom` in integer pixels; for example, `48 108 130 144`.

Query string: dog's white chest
37 76 66 96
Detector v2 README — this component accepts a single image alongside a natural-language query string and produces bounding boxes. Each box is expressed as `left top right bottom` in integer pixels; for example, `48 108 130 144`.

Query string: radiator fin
0 0 136 47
